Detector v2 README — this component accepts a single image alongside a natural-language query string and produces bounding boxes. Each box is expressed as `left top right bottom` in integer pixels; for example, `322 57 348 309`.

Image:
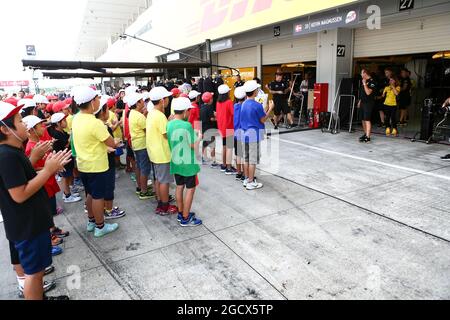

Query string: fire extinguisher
313 103 320 129
308 109 314 128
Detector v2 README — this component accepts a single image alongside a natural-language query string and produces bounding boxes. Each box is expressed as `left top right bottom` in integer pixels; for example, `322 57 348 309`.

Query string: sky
0 0 87 84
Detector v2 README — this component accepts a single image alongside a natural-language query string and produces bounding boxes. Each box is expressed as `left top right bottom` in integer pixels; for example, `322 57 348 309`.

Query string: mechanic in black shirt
266 73 294 129
357 69 377 143
233 74 245 88
191 78 199 92
203 75 215 94
398 68 412 126
0 101 71 300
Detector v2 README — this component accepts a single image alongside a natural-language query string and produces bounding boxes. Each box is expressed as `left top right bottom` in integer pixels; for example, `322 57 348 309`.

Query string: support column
205 39 212 76
256 44 262 79
316 28 354 111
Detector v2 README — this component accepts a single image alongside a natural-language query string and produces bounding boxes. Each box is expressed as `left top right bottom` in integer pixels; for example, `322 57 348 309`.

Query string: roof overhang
76 0 151 60
22 59 211 71
42 71 164 79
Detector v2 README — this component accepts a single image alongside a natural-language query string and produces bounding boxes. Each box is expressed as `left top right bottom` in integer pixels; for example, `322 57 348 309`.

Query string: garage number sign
399 0 414 11
337 45 346 57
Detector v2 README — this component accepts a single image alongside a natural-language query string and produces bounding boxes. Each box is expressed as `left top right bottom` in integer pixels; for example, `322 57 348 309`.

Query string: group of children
197 81 274 190
0 77 274 300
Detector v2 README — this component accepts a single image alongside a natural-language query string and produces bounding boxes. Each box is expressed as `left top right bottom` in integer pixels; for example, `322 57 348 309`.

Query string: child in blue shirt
240 81 274 190
233 86 246 181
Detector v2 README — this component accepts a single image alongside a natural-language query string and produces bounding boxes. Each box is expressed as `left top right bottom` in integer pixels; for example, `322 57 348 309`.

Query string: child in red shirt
216 85 235 174
188 90 201 131
22 116 70 247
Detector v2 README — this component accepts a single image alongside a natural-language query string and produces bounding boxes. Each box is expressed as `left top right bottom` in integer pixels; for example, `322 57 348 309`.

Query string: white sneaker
243 178 248 188
18 280 55 298
70 185 84 193
246 180 263 190
64 194 82 203
62 192 80 200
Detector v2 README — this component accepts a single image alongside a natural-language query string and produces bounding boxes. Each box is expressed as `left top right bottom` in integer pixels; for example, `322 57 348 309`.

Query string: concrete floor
1 130 449 300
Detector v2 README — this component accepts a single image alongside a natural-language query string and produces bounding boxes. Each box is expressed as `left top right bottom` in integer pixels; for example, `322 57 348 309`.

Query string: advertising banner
293 7 360 35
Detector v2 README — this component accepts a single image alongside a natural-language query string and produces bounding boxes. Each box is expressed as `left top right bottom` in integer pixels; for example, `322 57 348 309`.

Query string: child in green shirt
167 97 203 227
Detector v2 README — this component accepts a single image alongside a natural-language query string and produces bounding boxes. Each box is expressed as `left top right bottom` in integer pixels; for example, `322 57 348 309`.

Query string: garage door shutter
354 13 450 58
262 34 317 65
218 47 257 68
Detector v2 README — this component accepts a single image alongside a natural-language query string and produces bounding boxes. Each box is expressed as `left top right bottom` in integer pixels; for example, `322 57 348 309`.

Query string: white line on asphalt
276 137 450 182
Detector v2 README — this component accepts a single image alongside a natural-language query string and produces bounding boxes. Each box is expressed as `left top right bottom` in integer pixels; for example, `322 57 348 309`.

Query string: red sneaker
165 205 178 215
155 206 169 216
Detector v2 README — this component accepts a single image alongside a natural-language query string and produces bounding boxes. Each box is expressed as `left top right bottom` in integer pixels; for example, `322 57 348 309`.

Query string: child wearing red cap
0 102 72 300
23 115 70 247
200 92 218 167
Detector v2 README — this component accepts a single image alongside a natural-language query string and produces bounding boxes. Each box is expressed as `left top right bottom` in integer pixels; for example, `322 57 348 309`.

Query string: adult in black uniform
441 97 450 161
233 75 245 88
357 69 377 143
203 75 214 94
266 73 294 129
198 77 204 93
398 68 412 126
191 78 199 92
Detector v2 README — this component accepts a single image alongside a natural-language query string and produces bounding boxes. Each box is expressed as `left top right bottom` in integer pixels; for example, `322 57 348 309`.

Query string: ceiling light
432 51 450 59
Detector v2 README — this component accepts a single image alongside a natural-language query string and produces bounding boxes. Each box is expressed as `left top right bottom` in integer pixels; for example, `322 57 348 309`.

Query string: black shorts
174 174 198 189
398 98 411 110
80 171 108 200
9 240 20 265
126 143 135 159
61 157 74 178
274 101 290 116
222 136 234 149
104 166 115 201
361 102 374 121
202 135 215 149
234 137 243 157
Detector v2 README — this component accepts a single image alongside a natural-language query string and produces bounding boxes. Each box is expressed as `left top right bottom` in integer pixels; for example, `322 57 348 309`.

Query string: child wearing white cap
147 87 178 215
240 81 275 190
71 86 120 238
188 90 201 131
0 102 72 300
127 92 155 200
94 98 126 220
167 98 203 227
216 84 237 175
233 86 247 181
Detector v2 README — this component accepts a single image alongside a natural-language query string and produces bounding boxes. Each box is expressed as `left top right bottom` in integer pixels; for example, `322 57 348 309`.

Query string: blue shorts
134 149 152 177
14 231 52 275
104 167 115 201
80 171 108 200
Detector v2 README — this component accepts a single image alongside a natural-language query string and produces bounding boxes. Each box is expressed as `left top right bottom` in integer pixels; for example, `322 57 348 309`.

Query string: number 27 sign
399 0 414 11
